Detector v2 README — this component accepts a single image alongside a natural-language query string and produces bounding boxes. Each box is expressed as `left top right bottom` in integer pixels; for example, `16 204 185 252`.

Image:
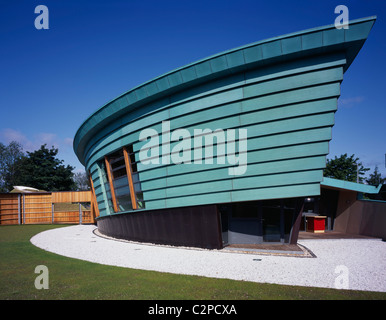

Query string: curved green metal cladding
74 17 375 217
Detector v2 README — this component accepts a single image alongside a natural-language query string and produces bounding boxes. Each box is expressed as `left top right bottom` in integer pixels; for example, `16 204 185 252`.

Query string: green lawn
0 224 385 300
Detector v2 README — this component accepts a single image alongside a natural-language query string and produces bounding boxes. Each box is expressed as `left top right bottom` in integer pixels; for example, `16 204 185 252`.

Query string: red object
307 216 326 233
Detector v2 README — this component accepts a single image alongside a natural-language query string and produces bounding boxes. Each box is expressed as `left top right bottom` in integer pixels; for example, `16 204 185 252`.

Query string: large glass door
262 201 281 242
222 199 297 245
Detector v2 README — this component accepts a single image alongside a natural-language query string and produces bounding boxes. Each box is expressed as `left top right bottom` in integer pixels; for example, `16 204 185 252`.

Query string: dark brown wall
97 204 223 249
334 191 386 239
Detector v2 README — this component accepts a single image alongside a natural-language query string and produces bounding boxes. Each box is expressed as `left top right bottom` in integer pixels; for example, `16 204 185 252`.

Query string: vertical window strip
123 146 138 210
100 144 144 213
97 162 112 215
88 171 100 218
104 156 119 213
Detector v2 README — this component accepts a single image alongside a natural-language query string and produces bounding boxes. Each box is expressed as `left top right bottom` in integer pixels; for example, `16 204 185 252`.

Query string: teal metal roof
74 17 376 165
321 177 382 194
73 17 377 215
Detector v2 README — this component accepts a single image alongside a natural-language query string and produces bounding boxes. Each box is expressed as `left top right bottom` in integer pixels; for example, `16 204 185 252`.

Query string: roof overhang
321 177 382 194
73 16 377 166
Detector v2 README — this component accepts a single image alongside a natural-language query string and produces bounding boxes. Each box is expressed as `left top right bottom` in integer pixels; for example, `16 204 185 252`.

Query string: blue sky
1 0 385 178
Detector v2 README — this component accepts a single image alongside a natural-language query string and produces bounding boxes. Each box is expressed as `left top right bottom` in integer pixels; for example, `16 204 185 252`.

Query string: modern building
74 17 381 249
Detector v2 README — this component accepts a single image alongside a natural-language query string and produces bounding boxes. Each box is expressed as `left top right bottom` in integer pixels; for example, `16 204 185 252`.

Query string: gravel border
30 225 386 292
93 228 316 258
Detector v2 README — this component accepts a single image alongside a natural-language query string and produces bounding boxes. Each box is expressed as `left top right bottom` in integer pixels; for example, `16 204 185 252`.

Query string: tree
14 144 76 191
366 166 385 186
73 171 90 191
0 141 25 192
323 153 370 183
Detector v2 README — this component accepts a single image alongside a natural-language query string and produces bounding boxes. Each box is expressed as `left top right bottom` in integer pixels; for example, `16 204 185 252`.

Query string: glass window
101 144 145 212
126 145 145 210
100 161 115 214
261 201 281 242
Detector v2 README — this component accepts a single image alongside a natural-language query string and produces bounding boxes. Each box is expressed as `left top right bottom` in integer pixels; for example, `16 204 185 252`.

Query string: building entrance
219 199 299 246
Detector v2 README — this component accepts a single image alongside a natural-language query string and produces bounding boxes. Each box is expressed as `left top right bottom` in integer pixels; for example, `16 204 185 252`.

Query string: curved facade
74 17 376 249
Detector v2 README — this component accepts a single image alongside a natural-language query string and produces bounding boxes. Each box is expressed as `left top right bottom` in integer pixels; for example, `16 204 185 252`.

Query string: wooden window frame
88 171 100 218
104 145 139 213
104 156 119 213
123 146 138 210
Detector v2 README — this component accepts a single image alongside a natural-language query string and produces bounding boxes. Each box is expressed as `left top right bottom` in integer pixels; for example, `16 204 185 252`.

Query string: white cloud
1 128 70 153
35 132 58 145
63 137 74 146
338 96 364 108
0 128 83 170
0 128 35 151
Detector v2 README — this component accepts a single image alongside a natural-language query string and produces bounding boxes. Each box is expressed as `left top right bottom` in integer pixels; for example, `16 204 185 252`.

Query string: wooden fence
0 191 96 225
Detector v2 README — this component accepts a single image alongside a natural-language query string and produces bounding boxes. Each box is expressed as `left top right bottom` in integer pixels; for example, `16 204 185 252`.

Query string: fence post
79 203 82 225
52 203 54 224
22 194 25 225
18 194 21 225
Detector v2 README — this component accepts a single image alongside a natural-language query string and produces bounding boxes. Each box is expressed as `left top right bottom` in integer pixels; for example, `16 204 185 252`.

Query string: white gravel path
30 225 386 292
